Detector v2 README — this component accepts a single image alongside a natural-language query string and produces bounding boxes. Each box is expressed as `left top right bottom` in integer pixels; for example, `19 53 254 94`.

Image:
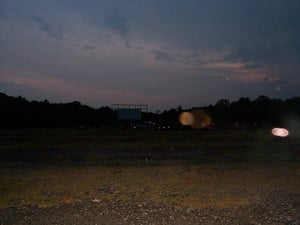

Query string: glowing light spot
179 110 212 129
179 112 194 126
271 128 289 137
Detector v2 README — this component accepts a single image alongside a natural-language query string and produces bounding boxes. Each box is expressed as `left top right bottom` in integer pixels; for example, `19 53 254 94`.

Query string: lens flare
271 128 289 137
179 112 194 126
179 109 212 129
192 109 212 129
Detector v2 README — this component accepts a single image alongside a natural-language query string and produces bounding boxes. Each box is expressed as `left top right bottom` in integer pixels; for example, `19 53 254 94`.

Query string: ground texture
0 129 299 224
1 191 299 225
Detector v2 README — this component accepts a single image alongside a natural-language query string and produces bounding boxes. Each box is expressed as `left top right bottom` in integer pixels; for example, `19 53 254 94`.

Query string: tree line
1 92 300 128
0 93 116 127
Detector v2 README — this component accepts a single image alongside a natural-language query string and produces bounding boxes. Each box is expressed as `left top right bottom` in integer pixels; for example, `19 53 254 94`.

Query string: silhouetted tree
1 92 300 128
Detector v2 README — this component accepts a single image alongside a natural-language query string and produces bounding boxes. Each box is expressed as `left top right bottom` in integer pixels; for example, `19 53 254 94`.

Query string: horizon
2 91 299 113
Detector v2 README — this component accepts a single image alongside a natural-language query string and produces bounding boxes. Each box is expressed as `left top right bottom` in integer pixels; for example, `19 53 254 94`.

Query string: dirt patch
0 191 299 225
1 163 299 209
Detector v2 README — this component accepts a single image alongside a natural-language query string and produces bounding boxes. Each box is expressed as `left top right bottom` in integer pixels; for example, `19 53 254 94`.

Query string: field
0 128 299 224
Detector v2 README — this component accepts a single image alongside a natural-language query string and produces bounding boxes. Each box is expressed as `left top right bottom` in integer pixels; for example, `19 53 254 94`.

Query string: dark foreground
0 128 299 224
1 191 299 225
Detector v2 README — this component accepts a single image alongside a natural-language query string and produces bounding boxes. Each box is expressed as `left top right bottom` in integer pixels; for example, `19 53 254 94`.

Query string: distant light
271 128 289 137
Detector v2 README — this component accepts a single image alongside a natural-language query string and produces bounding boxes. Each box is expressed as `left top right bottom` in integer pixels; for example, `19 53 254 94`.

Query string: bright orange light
179 110 212 129
179 112 194 126
271 128 289 137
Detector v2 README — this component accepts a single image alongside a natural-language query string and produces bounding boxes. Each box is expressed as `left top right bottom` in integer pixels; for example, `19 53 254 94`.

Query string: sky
0 0 300 111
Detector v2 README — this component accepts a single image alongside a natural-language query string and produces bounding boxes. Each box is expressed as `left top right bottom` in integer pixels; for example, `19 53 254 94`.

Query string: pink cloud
203 60 279 83
203 61 245 70
0 71 176 107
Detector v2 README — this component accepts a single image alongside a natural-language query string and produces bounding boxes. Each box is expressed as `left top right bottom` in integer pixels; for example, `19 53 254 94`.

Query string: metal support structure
111 104 148 112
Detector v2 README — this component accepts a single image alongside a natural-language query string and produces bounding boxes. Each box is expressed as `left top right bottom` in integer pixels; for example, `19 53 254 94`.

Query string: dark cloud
0 0 5 15
151 50 174 63
269 79 288 86
104 12 129 39
150 50 203 66
125 42 144 50
124 39 202 66
226 42 300 67
178 54 203 66
83 45 95 51
31 15 64 40
221 1 300 66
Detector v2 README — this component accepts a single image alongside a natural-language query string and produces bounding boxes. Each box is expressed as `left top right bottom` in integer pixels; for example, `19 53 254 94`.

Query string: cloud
201 53 280 83
225 45 287 65
0 0 5 16
82 45 95 51
125 42 144 50
203 61 245 70
104 12 129 39
1 0 300 110
150 50 174 63
130 43 203 67
149 50 200 66
31 15 64 40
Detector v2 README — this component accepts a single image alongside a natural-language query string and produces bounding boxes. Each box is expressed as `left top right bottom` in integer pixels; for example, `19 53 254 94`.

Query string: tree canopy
1 92 299 128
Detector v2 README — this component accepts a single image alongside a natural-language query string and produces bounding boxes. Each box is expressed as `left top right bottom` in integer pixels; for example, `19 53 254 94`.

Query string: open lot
0 128 299 224
1 128 299 166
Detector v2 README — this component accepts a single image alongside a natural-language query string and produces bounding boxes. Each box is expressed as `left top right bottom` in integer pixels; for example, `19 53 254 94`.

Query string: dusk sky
1 0 300 111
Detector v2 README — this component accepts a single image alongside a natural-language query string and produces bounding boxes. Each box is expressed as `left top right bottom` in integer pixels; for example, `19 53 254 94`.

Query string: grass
0 128 299 209
1 128 298 165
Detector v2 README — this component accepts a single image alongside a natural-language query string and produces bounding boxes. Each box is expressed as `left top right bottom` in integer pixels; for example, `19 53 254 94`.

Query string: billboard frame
112 104 148 121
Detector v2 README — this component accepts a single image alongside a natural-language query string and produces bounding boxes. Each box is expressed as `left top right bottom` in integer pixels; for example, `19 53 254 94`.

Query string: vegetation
1 92 300 128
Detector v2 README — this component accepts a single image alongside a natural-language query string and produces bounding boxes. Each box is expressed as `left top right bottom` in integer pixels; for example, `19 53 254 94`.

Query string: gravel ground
1 191 299 225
